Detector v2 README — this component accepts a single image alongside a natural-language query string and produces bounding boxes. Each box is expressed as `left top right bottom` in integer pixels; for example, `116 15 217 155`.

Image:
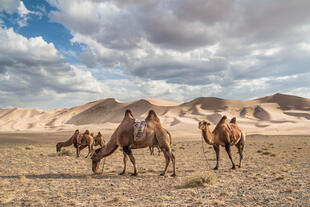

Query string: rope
200 134 210 170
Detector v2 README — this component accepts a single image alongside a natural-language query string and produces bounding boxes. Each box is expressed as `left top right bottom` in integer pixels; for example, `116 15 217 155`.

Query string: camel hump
217 115 227 125
90 132 94 137
230 117 237 124
98 131 101 136
125 109 134 119
146 110 160 123
84 130 90 135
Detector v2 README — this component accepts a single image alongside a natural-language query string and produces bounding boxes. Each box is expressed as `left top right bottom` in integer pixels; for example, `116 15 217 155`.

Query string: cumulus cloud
47 0 310 88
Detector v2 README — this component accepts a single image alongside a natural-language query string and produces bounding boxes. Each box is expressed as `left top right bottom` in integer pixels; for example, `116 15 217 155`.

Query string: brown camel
76 130 95 158
91 109 176 176
56 129 87 157
198 115 246 170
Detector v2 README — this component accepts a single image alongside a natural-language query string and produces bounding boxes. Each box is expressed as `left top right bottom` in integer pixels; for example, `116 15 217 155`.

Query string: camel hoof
171 173 176 177
160 173 165 176
213 167 218 170
232 166 236 170
131 173 138 176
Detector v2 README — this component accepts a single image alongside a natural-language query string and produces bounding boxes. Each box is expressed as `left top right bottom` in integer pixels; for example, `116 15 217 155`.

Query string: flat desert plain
0 132 309 206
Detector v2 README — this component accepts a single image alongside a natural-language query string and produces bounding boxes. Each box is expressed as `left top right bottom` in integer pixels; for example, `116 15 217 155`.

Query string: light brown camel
76 130 95 158
91 109 176 176
93 131 105 148
198 115 246 170
56 129 87 157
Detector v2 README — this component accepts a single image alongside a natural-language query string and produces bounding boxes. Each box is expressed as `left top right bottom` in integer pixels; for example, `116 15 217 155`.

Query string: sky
0 0 310 109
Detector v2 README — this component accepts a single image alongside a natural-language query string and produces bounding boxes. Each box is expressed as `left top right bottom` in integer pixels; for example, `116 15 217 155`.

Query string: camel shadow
0 171 171 180
0 173 105 180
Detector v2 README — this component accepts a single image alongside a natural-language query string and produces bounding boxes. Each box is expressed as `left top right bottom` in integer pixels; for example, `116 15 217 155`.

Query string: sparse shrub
213 199 222 206
25 145 34 150
57 149 74 156
180 172 217 188
274 174 284 181
285 187 294 193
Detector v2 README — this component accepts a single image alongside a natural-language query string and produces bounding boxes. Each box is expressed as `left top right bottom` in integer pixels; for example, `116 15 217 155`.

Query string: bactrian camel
198 116 246 170
56 130 105 158
91 109 176 176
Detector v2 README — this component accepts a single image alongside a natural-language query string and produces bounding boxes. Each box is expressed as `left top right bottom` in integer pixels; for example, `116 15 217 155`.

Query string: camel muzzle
92 159 101 173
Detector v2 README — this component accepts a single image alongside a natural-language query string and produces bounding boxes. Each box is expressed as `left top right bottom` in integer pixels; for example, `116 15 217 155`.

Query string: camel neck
97 136 118 158
202 127 215 145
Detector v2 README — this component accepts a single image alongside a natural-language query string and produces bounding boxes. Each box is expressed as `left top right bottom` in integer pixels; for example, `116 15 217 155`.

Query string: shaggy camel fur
91 110 176 176
198 116 246 170
56 129 87 157
93 132 105 148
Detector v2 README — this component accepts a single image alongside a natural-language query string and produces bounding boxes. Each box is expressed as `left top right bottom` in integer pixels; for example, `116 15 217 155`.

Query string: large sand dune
1 93 310 135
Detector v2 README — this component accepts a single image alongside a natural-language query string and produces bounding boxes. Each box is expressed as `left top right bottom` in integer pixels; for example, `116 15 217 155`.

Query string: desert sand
0 93 310 206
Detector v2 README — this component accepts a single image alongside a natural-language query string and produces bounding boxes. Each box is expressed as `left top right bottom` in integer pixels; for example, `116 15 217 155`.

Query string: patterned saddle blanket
133 121 147 139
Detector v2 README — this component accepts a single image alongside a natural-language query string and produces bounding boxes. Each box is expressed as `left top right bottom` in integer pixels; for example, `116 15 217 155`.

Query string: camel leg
236 141 244 168
78 145 87 158
157 146 161 156
149 146 154 155
76 146 80 158
160 149 170 176
89 141 95 158
85 144 91 158
120 151 128 175
169 151 176 177
213 145 220 170
225 144 236 169
123 146 137 176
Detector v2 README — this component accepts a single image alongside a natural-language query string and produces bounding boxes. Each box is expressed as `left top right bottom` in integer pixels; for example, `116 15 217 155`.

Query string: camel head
146 110 160 123
198 120 211 130
91 148 102 173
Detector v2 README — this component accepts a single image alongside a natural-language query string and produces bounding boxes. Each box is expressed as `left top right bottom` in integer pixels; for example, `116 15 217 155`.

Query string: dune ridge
0 93 310 136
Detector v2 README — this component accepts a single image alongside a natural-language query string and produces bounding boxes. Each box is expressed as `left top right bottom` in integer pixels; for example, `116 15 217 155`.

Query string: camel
91 109 176 176
56 129 87 157
76 130 95 158
93 131 105 148
198 115 246 170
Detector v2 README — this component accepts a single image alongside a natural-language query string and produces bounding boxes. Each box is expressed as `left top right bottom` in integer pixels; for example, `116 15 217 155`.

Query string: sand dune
0 93 310 135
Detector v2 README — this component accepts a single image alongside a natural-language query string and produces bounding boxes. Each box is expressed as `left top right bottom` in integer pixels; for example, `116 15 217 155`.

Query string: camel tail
240 131 246 145
166 130 172 145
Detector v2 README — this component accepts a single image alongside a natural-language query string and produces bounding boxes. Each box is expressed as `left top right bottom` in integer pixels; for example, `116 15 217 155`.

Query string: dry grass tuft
180 172 217 188
25 145 34 150
57 149 75 156
213 199 222 206
19 175 27 182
